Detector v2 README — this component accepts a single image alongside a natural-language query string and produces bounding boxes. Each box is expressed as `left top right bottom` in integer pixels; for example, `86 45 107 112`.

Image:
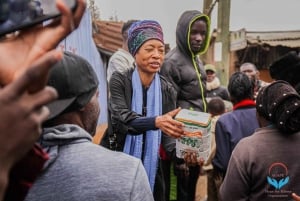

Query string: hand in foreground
292 193 300 201
0 0 86 86
0 51 59 173
155 107 185 138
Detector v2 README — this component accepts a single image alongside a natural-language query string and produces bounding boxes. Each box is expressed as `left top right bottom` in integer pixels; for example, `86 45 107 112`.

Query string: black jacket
101 68 177 155
160 10 210 112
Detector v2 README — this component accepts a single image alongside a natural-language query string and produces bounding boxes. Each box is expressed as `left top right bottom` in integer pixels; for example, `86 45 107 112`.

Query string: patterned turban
256 80 300 134
127 20 164 56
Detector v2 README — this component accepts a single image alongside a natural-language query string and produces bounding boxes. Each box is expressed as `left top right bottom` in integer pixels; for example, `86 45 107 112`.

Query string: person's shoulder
259 79 270 88
159 74 176 90
159 74 170 84
219 85 228 91
234 129 265 151
218 110 233 120
91 144 143 168
109 48 133 61
111 68 134 80
162 48 182 65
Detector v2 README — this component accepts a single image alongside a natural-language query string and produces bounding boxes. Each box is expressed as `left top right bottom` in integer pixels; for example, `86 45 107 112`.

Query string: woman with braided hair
212 72 259 184
220 81 300 201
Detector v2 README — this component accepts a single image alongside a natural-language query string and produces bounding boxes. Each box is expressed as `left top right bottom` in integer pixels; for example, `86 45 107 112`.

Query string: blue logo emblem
267 176 289 190
267 162 289 190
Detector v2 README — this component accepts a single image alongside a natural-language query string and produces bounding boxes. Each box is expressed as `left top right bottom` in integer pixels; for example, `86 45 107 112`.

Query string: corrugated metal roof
93 20 123 53
93 21 300 53
246 30 300 48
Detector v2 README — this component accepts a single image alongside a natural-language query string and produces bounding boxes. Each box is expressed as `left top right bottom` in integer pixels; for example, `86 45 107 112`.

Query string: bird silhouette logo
267 176 289 189
267 162 289 190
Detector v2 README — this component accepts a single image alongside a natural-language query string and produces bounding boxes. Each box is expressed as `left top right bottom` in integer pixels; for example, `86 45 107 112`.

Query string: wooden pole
203 0 213 16
216 0 231 86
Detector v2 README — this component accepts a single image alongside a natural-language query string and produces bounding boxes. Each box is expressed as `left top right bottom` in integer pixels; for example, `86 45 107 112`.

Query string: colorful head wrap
256 80 300 134
127 20 164 56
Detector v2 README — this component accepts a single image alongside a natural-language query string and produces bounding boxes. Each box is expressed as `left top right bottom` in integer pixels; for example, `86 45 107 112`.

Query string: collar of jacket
233 99 256 110
207 77 221 91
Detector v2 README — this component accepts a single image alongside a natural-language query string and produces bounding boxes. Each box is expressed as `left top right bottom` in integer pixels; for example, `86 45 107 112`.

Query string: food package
175 109 212 160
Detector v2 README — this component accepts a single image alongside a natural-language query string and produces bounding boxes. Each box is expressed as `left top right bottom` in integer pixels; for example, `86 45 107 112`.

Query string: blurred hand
155 107 184 138
292 193 300 201
0 51 59 172
0 0 86 87
184 150 204 167
175 163 189 177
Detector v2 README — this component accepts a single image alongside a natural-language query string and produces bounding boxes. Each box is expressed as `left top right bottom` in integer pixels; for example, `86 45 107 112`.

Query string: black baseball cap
46 51 99 120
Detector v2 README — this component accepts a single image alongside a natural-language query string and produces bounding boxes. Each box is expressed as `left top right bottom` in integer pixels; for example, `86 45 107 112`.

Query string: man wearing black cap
25 52 154 201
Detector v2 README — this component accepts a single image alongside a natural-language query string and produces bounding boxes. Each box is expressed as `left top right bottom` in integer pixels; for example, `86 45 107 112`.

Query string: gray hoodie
25 124 154 201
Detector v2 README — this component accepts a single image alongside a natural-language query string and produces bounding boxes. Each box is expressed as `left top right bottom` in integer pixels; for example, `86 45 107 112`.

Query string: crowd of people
1 1 300 201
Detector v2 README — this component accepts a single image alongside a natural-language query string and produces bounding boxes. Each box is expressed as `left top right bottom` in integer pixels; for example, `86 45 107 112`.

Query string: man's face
206 70 215 82
189 19 207 53
240 64 258 82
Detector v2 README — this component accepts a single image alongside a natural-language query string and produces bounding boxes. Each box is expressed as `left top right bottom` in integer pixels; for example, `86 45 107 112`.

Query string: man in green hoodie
160 10 210 201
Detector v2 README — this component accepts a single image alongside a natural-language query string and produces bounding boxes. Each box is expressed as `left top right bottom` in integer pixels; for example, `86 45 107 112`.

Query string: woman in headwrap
101 20 187 201
219 81 300 201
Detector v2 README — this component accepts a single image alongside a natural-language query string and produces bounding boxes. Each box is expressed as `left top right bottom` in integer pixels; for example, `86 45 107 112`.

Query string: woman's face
135 39 165 74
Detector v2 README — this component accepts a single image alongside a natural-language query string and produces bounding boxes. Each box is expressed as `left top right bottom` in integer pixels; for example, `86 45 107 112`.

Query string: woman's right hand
155 107 185 138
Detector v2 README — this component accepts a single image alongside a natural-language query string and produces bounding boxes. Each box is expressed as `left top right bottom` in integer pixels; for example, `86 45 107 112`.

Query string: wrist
155 116 161 129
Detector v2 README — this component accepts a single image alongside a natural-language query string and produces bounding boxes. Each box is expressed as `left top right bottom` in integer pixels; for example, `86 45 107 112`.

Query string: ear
79 105 86 112
256 70 260 77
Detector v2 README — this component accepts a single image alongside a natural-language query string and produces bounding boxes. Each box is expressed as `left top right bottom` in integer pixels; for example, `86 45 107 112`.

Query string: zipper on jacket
141 86 148 161
192 56 207 112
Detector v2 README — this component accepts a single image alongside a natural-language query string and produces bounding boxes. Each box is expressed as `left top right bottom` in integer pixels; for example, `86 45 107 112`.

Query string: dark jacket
101 68 177 155
207 86 230 101
160 10 210 112
212 105 259 175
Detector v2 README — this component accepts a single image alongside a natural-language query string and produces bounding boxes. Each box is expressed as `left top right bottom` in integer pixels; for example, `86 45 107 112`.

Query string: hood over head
40 124 92 169
176 10 210 57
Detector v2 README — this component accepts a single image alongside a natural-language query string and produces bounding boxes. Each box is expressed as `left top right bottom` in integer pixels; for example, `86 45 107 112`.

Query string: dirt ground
195 174 208 201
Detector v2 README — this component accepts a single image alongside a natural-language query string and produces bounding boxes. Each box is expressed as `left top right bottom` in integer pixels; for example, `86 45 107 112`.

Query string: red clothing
4 143 48 201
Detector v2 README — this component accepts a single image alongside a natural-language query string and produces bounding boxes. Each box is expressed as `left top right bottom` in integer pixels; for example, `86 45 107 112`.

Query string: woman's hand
155 107 185 138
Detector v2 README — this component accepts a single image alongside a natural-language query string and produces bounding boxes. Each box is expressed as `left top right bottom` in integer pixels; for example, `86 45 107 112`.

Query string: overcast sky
95 0 300 48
